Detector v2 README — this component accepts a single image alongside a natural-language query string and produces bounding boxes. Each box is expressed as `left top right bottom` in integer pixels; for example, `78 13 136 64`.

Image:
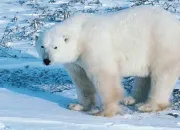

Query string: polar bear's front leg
64 63 96 111
91 70 124 117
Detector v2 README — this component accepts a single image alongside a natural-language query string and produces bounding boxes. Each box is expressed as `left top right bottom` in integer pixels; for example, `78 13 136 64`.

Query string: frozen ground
0 0 180 130
0 86 179 130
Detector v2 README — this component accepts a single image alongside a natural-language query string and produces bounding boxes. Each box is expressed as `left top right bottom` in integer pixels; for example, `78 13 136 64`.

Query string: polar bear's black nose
43 59 51 65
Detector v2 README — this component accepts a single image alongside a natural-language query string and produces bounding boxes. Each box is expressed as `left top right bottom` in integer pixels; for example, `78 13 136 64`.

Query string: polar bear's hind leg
138 68 179 112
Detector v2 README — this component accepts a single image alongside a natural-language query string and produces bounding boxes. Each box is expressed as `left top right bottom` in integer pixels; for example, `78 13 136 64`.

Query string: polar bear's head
35 23 81 65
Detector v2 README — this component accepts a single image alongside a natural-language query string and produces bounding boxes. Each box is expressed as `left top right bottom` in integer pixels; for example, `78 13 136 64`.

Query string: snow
0 0 180 130
0 87 179 130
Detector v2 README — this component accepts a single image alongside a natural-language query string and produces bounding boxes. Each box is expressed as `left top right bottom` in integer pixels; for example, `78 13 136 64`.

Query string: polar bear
35 5 180 117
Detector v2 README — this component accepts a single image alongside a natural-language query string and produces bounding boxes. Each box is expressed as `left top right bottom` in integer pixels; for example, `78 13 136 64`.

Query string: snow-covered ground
0 0 180 130
0 86 179 130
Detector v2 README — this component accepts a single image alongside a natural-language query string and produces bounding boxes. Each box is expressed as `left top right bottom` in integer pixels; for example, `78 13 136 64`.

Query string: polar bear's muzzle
43 59 51 66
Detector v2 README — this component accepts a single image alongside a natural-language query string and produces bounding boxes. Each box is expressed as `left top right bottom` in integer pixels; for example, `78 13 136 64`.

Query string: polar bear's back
80 5 180 42
75 6 180 77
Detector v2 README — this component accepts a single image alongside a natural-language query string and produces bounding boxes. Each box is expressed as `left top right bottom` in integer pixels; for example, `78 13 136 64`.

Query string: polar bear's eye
41 46 44 48
64 38 68 42
35 36 38 41
54 47 57 49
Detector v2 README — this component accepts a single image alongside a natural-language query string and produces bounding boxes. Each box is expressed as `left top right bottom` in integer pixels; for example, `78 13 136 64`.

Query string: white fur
35 5 180 116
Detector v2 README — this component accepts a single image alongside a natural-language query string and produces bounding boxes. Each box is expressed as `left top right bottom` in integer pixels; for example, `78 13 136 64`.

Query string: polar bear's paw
91 105 121 117
137 102 169 112
92 109 117 117
68 103 84 111
122 96 136 106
